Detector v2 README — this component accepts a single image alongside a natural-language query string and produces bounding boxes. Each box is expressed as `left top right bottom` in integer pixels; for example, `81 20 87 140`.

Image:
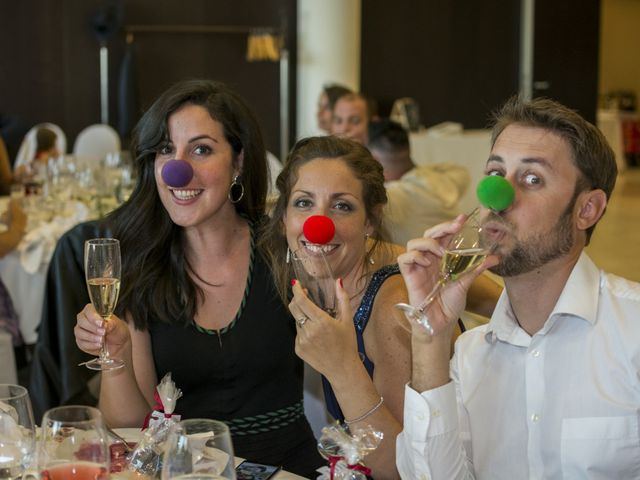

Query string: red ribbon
328 455 371 479
141 390 174 430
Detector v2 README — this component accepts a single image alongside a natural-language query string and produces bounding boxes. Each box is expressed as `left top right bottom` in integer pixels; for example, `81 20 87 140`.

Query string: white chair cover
13 123 67 170
73 124 121 163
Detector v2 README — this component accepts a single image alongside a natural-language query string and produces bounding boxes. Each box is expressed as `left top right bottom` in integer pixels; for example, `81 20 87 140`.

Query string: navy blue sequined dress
322 264 400 422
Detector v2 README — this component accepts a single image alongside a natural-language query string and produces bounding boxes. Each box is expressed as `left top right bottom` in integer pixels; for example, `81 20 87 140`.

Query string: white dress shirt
397 252 640 479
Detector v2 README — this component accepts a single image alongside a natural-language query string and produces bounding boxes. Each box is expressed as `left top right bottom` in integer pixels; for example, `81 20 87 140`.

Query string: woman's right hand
74 304 131 357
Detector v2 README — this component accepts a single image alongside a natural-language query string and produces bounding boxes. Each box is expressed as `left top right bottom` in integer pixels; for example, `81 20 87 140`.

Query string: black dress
148 236 322 478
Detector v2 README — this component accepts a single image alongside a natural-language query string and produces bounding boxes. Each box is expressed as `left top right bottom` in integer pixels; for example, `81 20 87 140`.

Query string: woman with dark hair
74 79 321 476
260 136 424 479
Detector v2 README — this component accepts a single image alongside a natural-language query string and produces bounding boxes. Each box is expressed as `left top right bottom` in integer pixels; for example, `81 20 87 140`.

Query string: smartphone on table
235 460 282 480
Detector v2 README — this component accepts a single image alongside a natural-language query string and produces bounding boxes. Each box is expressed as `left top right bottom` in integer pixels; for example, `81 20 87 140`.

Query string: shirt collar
485 252 601 345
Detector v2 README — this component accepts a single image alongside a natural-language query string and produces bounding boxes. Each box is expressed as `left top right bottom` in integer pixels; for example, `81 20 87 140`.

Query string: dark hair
368 118 409 151
323 84 352 110
491 96 617 242
259 135 390 305
108 79 268 329
36 127 57 153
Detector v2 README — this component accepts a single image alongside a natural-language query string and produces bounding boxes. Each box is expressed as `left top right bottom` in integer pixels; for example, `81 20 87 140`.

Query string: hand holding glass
396 208 495 334
83 238 124 371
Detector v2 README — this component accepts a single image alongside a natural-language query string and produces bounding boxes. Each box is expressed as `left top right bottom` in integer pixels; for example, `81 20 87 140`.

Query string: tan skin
400 124 608 393
74 104 249 427
0 199 27 257
284 157 423 479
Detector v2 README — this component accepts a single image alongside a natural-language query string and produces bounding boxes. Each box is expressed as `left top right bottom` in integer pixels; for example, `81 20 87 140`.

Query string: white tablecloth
409 128 493 213
0 198 91 344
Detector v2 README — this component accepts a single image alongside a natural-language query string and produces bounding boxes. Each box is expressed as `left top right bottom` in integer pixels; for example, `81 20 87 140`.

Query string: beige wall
600 0 640 103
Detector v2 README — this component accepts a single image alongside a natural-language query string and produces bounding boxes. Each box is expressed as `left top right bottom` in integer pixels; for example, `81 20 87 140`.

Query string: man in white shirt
368 119 470 246
396 96 640 479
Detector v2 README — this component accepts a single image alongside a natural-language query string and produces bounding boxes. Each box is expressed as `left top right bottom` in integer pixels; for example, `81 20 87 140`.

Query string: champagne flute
162 419 236 480
0 384 36 479
291 248 337 317
83 238 124 371
395 208 496 334
39 406 109 480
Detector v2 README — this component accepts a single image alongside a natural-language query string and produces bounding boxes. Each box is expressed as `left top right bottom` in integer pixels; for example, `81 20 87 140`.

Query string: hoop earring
228 175 244 204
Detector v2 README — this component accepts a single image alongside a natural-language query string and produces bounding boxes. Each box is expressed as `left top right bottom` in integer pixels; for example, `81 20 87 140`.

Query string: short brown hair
491 96 617 241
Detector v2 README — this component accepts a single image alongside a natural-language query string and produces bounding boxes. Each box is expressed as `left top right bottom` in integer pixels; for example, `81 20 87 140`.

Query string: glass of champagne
161 419 236 480
395 208 496 334
39 406 110 480
291 248 337 317
83 238 124 371
0 384 36 479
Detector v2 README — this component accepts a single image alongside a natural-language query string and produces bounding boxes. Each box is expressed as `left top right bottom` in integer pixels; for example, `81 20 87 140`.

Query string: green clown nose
476 175 515 211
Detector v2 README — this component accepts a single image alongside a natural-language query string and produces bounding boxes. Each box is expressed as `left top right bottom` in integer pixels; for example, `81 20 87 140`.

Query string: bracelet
344 396 384 425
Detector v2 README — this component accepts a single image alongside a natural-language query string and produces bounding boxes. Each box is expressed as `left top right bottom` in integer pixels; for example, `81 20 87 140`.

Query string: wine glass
39 405 110 480
162 419 236 480
395 208 496 334
0 384 36 479
291 248 337 317
83 238 124 371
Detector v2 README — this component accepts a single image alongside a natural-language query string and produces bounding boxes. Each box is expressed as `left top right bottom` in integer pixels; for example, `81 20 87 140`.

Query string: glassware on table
83 238 124 371
161 419 236 480
39 405 109 480
395 208 496 334
291 248 337 317
0 384 36 479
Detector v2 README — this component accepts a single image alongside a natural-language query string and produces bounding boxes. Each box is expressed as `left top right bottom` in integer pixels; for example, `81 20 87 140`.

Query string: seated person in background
261 135 417 479
316 83 352 134
13 127 59 183
0 136 13 195
368 118 470 246
74 79 322 477
396 96 640 479
0 198 27 347
331 92 371 144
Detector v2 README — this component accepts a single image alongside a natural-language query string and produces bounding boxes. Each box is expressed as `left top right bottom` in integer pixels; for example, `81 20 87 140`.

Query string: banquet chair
73 124 121 163
13 123 67 170
29 220 111 422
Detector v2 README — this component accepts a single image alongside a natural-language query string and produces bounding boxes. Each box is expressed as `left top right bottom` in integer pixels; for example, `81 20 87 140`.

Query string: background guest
331 92 371 144
316 83 352 134
368 118 470 246
13 127 59 183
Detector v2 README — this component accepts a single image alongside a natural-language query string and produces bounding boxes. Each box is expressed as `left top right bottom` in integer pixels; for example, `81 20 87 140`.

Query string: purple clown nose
161 159 194 187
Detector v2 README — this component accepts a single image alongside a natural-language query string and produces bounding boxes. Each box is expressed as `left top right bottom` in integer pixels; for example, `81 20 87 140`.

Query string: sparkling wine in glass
39 406 110 480
83 238 124 371
162 419 236 480
395 208 495 334
0 384 36 479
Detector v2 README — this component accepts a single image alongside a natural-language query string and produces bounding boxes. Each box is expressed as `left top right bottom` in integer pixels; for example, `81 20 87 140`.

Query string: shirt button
531 413 540 423
416 414 425 421
531 349 540 357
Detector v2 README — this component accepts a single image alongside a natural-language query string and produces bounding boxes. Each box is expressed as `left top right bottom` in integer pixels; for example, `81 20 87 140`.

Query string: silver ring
296 315 308 327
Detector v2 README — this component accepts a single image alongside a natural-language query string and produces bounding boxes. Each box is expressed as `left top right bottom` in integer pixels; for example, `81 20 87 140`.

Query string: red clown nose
303 215 335 244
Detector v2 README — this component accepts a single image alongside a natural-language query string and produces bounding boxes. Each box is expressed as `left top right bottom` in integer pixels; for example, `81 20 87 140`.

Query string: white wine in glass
396 208 494 335
83 238 124 371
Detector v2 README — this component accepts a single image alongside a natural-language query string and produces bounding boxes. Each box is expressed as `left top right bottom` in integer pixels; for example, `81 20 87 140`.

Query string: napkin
18 201 90 274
